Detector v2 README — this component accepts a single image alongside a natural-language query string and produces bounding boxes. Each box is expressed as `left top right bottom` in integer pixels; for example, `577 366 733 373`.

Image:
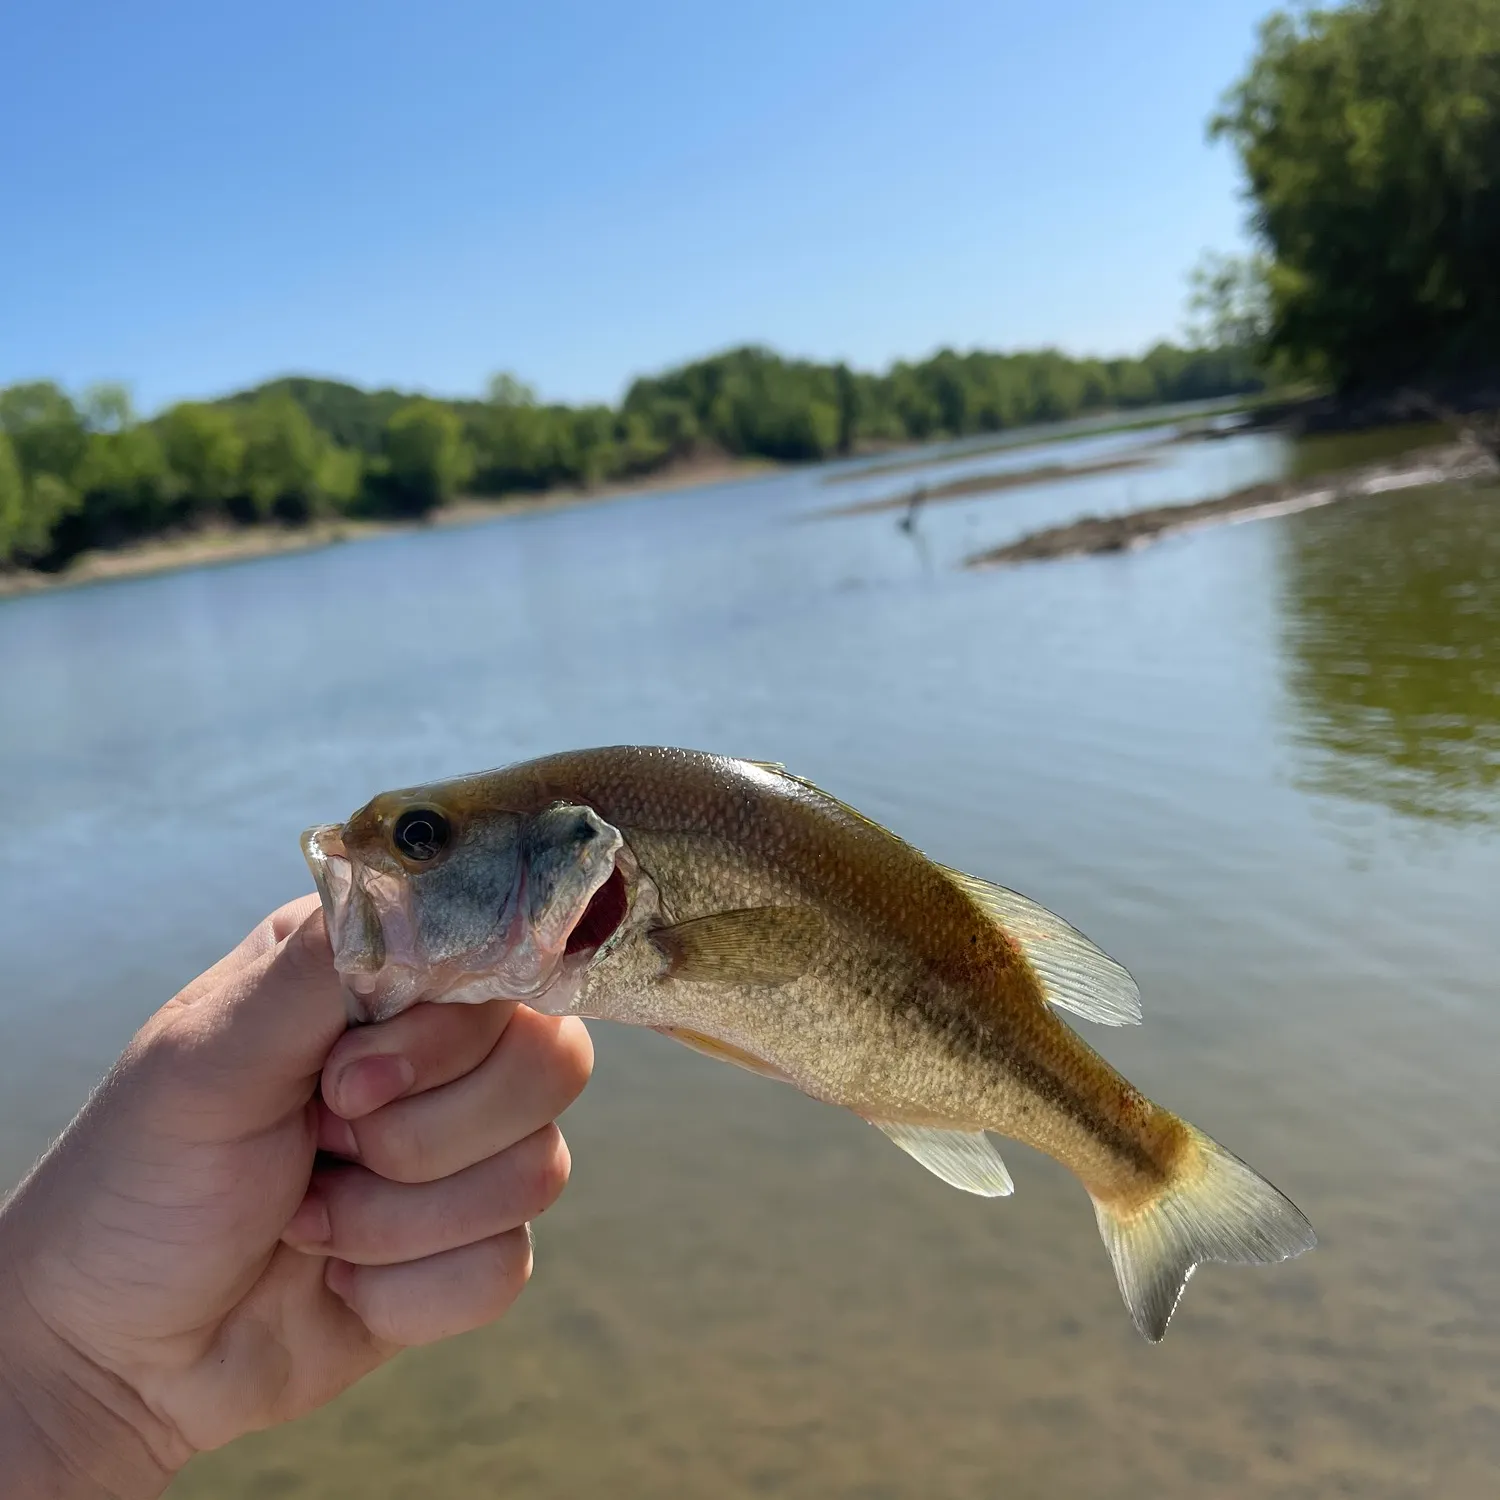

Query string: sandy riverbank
0 450 777 600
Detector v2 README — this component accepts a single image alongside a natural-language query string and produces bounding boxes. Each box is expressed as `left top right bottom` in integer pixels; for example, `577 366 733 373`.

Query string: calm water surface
2 417 1497 1498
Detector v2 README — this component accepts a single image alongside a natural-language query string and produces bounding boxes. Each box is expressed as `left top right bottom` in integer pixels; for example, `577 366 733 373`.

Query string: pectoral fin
651 907 825 985
867 1119 1014 1197
655 1026 793 1084
938 865 1142 1026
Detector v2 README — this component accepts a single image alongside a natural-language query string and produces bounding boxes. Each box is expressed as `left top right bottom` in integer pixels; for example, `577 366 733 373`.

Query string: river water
1 412 1497 1498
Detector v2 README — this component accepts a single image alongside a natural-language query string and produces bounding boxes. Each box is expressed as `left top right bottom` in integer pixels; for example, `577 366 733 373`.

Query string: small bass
303 746 1314 1340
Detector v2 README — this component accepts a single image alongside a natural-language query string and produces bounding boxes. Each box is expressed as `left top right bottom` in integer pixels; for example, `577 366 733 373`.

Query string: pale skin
0 895 594 1499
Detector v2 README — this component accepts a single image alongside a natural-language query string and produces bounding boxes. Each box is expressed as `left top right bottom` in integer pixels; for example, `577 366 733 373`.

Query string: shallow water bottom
2 423 1497 1498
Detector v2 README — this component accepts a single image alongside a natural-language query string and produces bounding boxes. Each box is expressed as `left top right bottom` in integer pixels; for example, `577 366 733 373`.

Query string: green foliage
222 378 409 454
316 445 364 512
1186 251 1274 353
81 382 135 433
69 425 173 540
158 403 246 511
0 447 78 567
0 337 1260 572
379 401 473 516
486 372 538 408
0 434 22 557
625 343 1260 457
0 432 43 565
239 393 347 522
0 381 88 483
1213 0 1500 387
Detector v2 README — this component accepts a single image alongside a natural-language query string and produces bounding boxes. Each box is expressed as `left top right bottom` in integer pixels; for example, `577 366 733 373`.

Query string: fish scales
494 749 1170 1185
304 744 1315 1340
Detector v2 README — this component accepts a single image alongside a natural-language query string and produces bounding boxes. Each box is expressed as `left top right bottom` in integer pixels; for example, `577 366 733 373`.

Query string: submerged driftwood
965 441 1499 569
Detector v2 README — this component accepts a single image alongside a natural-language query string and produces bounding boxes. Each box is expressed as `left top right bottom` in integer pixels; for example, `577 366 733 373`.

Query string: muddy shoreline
965 440 1499 569
0 450 777 600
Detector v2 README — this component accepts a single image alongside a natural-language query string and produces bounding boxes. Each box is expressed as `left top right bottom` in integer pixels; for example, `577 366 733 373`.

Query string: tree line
0 342 1259 572
1210 0 1500 390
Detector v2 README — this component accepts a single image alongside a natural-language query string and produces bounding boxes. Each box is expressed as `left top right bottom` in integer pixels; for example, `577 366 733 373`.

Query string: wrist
0 1270 178 1500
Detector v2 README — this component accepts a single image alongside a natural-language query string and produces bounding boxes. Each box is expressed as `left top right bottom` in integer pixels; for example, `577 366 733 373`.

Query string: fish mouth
302 823 389 1021
301 820 633 1024
301 823 358 961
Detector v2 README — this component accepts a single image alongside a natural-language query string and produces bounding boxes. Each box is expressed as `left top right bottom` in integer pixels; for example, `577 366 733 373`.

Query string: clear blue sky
1 0 1271 413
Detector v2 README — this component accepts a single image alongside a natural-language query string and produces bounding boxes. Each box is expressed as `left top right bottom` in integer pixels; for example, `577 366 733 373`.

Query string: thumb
146 897 351 1131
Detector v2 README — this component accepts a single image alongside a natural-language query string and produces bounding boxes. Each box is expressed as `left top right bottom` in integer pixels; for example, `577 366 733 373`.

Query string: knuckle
494 1227 534 1293
546 1020 595 1106
522 1126 572 1214
356 1289 406 1346
360 1117 435 1185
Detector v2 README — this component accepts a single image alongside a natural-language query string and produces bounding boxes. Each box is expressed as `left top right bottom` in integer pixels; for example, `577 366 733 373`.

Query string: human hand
0 895 592 1498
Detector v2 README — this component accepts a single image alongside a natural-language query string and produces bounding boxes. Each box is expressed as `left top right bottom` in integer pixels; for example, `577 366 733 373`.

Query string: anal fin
868 1119 1014 1197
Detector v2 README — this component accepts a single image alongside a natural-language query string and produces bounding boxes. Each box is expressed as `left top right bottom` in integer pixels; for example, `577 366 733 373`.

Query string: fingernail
334 1053 416 1117
283 1193 332 1251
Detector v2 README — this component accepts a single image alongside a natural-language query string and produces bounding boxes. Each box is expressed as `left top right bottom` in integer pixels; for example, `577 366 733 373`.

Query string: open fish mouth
301 823 364 969
301 817 630 1024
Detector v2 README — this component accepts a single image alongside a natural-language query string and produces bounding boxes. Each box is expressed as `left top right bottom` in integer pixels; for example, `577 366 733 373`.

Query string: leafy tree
0 334 1265 574
315 445 364 512
221 378 408 454
239 394 335 522
1212 0 1500 386
81 382 136 433
381 400 473 515
1185 250 1273 354
70 426 173 541
0 444 77 567
158 403 246 515
0 432 34 564
486 372 538 407
0 381 88 483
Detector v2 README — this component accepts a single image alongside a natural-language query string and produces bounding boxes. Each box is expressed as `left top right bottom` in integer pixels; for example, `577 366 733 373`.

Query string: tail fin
1091 1124 1316 1342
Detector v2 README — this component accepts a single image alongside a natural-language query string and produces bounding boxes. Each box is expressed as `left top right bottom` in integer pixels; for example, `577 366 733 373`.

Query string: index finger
321 1000 516 1120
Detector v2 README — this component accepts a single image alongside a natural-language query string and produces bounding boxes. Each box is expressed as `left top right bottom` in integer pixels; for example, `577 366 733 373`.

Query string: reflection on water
1279 482 1500 823
2 412 1499 1499
1283 421 1454 481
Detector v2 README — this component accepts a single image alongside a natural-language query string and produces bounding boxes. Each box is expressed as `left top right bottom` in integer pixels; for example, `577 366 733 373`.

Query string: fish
302 745 1315 1341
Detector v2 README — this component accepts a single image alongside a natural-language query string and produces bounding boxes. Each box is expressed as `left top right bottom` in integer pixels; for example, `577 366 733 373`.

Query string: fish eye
392 808 450 862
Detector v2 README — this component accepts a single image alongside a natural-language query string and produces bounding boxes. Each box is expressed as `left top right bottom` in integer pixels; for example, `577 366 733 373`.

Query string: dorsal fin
740 760 1139 1026
938 866 1142 1026
742 761 909 841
